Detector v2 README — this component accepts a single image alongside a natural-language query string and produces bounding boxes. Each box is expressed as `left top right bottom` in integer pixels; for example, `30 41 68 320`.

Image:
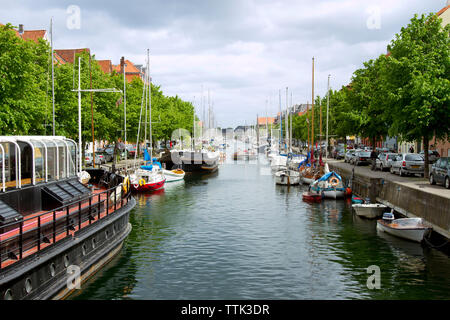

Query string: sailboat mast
326 74 331 159
123 60 127 172
192 96 195 151
279 89 282 152
307 101 310 153
311 57 315 154
148 51 153 164
89 54 95 167
78 57 82 173
51 18 55 136
290 92 292 152
285 87 288 152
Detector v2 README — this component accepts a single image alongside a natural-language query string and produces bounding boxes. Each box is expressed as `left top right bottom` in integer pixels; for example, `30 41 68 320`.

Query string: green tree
384 13 450 177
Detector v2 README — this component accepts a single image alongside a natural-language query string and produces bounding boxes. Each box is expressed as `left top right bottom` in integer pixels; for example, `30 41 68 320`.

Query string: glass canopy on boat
0 136 78 192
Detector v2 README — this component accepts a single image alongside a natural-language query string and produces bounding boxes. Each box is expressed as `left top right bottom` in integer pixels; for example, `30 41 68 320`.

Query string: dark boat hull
0 196 135 300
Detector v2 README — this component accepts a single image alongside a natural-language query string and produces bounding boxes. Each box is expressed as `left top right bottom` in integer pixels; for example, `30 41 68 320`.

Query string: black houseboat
160 149 219 173
0 136 135 299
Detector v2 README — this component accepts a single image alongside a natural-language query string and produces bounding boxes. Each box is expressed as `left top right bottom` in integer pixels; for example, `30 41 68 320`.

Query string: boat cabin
0 136 83 217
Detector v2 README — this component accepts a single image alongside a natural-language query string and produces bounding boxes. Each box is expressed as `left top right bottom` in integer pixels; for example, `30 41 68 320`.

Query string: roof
53 52 66 65
97 60 112 74
54 48 90 64
257 117 275 125
0 23 47 43
112 59 143 82
21 30 46 42
437 5 449 16
112 59 141 74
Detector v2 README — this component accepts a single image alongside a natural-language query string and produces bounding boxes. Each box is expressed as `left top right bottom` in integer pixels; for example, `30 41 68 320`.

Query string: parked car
419 150 440 163
101 147 115 162
390 153 425 177
376 153 398 171
344 149 356 163
84 152 103 166
352 151 371 166
126 145 137 157
332 146 345 159
429 157 449 189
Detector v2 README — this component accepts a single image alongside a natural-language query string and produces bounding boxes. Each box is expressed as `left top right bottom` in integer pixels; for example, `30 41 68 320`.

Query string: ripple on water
74 161 450 300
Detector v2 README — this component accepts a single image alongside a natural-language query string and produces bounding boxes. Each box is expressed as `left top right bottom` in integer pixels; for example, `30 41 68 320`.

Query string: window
405 154 423 161
55 141 66 179
31 140 46 183
440 158 448 169
65 140 77 177
44 141 58 181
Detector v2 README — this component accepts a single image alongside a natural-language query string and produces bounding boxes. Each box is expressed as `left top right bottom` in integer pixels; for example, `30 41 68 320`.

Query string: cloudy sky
1 0 446 127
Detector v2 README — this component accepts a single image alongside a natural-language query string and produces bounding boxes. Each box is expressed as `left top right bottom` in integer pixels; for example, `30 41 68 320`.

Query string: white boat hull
274 170 301 185
162 169 185 182
322 189 345 199
353 204 387 219
301 177 314 185
376 220 430 243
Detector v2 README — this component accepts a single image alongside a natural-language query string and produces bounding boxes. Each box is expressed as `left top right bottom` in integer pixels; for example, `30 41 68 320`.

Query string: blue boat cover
317 171 342 182
298 151 310 168
143 149 151 161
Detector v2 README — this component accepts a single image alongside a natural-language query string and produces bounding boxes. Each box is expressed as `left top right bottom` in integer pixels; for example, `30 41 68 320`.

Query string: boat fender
345 187 352 196
139 178 146 187
123 176 130 195
330 177 339 187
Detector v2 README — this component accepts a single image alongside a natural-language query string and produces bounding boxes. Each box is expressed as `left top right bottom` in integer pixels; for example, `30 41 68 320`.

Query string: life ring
330 177 339 187
139 178 146 187
123 176 130 194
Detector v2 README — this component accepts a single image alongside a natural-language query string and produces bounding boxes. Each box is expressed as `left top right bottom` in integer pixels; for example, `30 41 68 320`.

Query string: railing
0 184 131 270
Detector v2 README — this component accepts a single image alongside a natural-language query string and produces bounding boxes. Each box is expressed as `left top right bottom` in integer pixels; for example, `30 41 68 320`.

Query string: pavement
326 159 450 199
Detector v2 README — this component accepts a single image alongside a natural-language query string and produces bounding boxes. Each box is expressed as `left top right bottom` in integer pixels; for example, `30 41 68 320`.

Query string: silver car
84 152 104 166
376 153 398 171
419 150 440 163
390 153 425 177
344 149 360 163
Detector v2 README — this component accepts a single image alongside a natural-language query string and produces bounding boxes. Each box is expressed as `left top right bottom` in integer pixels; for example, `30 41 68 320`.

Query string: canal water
73 152 450 300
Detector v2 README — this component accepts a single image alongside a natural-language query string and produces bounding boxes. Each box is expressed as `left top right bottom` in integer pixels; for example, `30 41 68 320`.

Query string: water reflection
73 156 450 300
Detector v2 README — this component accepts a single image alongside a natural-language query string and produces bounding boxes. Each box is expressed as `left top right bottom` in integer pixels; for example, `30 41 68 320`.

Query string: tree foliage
0 24 195 148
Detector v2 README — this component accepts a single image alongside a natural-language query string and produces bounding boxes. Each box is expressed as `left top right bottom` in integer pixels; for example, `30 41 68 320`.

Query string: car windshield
387 154 397 159
405 154 423 161
359 152 371 156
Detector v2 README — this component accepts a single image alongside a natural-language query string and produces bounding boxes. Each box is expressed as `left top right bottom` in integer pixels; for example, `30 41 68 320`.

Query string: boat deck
0 186 127 269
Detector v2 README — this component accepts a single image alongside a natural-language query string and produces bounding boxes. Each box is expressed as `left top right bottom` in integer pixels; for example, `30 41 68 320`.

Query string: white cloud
0 0 446 127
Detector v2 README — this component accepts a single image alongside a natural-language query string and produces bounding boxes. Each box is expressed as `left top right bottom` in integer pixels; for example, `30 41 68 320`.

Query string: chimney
18 24 24 36
120 56 125 74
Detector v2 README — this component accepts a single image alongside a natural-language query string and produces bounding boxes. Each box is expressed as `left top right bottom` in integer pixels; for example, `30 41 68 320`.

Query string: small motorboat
274 169 301 185
162 168 185 182
352 203 387 219
302 191 322 203
376 212 432 243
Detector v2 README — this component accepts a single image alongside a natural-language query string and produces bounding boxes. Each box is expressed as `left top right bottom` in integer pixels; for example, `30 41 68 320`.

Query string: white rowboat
352 203 387 219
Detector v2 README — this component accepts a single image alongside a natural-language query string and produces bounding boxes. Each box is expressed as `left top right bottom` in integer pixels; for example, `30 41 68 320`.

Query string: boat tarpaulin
317 171 342 182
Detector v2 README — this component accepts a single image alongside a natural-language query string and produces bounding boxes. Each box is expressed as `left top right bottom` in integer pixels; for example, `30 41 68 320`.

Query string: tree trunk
112 140 118 173
372 136 376 151
423 136 429 179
